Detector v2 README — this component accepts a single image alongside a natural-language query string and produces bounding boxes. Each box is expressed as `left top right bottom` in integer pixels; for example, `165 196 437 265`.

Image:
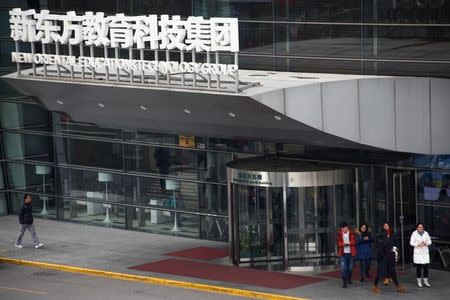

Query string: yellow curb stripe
0 286 47 295
0 257 309 300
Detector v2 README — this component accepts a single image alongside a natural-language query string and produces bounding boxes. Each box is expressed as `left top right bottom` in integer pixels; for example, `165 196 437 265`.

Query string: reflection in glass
59 168 124 203
130 207 200 238
7 162 55 195
0 101 51 131
0 193 7 215
125 176 198 212
275 0 361 22
275 24 361 58
55 137 123 170
418 171 450 205
237 185 267 258
125 144 198 180
418 205 450 241
200 215 228 241
63 199 125 229
3 132 53 162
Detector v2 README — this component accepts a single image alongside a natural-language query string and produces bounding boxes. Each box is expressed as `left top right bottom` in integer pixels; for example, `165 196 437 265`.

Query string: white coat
409 230 432 265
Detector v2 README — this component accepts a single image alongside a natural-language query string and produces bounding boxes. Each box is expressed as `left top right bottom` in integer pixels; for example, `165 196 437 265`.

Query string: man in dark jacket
15 194 44 249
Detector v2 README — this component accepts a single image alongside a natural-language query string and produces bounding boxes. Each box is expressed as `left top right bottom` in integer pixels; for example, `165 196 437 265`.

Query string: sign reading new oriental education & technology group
9 8 245 92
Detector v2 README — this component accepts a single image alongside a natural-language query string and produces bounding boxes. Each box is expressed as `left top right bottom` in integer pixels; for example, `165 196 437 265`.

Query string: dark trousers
416 264 429 278
374 272 399 286
340 254 354 282
359 259 371 279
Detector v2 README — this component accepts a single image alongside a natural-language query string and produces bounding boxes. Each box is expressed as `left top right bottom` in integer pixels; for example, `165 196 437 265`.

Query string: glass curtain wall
0 98 236 241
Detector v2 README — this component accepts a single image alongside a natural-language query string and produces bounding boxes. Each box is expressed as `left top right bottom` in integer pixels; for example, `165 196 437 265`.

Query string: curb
0 257 309 300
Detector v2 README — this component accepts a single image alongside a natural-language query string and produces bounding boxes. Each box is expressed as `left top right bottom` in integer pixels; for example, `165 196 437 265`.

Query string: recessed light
139 105 147 110
98 103 105 108
228 112 236 117
274 115 281 121
57 100 64 104
184 109 191 114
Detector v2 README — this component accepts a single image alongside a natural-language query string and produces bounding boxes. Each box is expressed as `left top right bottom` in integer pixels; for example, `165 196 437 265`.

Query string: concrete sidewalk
0 215 448 299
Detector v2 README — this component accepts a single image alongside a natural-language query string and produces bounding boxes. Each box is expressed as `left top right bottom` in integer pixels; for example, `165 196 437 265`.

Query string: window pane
363 26 450 61
125 176 199 212
119 0 192 17
6 162 56 195
55 137 124 170
54 113 123 139
62 199 126 229
275 24 361 58
275 0 362 22
194 0 272 20
125 145 197 179
374 166 386 231
130 208 200 238
418 171 450 205
59 168 124 203
200 215 228 241
198 151 230 183
9 191 56 219
275 57 362 74
363 1 450 23
199 183 228 215
3 132 53 162
335 184 356 228
0 101 51 131
47 0 117 13
0 192 7 215
239 22 273 54
418 205 450 241
124 131 179 145
363 61 450 78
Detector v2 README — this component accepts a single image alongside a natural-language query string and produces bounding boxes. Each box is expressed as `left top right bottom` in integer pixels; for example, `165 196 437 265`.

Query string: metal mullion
4 188 227 218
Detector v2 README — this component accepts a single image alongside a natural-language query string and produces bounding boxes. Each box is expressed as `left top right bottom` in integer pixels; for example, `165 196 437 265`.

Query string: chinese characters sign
232 172 273 186
9 8 239 52
9 8 245 92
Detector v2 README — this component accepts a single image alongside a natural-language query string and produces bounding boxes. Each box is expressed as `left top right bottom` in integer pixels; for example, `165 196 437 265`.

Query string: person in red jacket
336 222 357 288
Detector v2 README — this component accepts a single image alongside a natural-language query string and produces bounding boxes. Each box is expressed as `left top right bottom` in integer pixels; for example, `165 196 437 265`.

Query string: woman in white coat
409 223 432 288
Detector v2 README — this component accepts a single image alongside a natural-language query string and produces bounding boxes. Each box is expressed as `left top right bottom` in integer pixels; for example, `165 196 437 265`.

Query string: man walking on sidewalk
15 193 44 249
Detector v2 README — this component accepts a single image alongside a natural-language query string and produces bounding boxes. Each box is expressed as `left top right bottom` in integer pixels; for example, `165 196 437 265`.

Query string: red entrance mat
164 246 229 261
319 265 406 279
130 259 325 289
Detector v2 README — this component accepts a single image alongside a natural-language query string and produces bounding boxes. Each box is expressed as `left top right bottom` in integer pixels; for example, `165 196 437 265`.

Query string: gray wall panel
358 79 396 150
322 80 359 142
251 89 285 115
285 83 322 130
430 78 450 154
395 78 431 154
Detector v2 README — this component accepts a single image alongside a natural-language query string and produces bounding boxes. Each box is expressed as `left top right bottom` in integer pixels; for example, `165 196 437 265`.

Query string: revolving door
227 158 355 269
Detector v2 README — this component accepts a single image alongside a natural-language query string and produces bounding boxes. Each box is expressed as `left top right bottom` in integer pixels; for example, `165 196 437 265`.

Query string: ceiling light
57 100 64 104
184 109 191 114
98 103 105 108
274 115 281 121
228 112 236 118
139 105 147 110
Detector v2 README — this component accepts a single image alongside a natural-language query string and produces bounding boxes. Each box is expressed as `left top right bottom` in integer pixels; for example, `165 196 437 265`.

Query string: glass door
286 186 336 265
392 170 417 269
234 184 284 262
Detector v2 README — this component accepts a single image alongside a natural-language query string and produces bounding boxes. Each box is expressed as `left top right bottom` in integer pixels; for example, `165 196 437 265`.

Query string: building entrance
389 169 417 269
227 157 355 270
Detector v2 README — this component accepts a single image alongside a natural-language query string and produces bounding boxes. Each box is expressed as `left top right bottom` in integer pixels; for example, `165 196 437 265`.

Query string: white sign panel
9 9 239 52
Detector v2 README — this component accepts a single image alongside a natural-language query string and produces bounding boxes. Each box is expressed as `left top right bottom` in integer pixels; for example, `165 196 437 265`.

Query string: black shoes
342 281 348 288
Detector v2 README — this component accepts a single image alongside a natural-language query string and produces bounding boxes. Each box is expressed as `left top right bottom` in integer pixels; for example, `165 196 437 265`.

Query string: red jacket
336 229 357 257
